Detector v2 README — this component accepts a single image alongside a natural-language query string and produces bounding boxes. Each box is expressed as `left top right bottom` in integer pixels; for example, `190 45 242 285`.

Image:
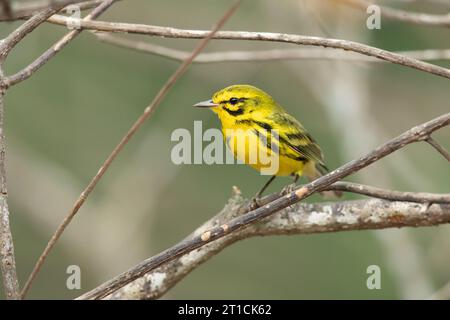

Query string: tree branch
326 182 450 204
233 181 450 217
20 0 241 300
4 0 117 88
425 136 450 161
43 15 450 79
339 0 450 28
14 0 117 298
0 67 19 300
0 0 109 22
0 0 83 301
78 113 450 300
94 33 450 64
2 0 448 301
0 0 83 61
107 191 450 300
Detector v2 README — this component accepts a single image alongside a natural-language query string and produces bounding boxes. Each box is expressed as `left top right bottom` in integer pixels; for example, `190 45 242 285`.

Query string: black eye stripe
219 98 247 105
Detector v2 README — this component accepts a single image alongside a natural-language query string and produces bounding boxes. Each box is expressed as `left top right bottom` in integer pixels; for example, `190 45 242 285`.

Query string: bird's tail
304 161 342 198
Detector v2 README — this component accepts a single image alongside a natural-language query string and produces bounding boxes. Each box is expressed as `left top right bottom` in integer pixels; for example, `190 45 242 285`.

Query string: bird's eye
229 97 239 105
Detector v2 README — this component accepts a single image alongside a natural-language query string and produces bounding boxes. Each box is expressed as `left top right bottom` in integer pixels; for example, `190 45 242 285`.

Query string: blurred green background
1 0 449 299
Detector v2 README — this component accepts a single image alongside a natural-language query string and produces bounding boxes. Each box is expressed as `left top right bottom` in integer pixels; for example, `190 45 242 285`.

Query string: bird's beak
193 99 219 108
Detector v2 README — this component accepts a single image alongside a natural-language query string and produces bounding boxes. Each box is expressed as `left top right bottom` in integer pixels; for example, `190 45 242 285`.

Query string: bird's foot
248 197 261 210
281 182 298 195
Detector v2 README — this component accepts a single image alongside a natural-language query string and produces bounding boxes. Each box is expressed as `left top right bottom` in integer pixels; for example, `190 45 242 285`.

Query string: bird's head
194 85 279 122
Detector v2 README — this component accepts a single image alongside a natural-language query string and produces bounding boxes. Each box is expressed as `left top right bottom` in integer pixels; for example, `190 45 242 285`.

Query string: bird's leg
255 175 277 199
250 175 276 209
281 174 299 195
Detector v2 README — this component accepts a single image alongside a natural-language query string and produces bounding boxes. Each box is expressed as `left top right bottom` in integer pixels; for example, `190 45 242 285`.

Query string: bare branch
234 181 450 217
0 67 19 300
45 15 450 79
0 0 83 61
95 33 450 64
107 192 450 300
78 113 450 300
4 0 117 88
326 182 450 203
17 0 117 297
425 136 450 161
1 0 447 301
0 0 83 301
20 0 241 300
0 0 108 22
339 0 450 27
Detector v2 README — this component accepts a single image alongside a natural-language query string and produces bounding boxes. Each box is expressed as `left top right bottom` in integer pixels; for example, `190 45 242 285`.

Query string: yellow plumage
194 84 336 197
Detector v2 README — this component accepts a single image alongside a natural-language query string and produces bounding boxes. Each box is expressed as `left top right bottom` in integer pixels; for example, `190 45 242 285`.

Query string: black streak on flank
235 119 252 126
253 129 272 151
254 121 272 131
292 155 308 162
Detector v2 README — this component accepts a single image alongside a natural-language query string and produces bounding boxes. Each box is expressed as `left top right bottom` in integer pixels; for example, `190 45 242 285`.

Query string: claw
249 197 261 210
281 182 298 195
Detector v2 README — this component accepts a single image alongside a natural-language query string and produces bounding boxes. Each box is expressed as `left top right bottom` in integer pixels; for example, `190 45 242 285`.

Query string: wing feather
269 112 325 165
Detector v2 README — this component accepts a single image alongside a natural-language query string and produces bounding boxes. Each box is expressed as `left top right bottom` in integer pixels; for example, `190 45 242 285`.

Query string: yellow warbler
194 84 339 199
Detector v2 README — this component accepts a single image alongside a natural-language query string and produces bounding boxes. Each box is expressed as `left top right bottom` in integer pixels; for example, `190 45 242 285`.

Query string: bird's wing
269 112 326 166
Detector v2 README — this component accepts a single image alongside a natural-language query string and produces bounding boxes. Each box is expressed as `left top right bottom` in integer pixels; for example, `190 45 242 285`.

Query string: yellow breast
222 123 304 177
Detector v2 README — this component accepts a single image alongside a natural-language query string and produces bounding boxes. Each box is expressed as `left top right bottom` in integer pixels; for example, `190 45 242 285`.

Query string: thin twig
0 68 20 300
95 33 450 64
338 0 450 27
326 182 450 203
16 0 117 298
0 0 82 61
287 8 436 297
234 180 450 216
107 193 450 300
425 136 450 161
0 0 81 301
20 0 241 300
78 113 450 300
44 15 450 79
4 0 117 88
0 0 109 21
